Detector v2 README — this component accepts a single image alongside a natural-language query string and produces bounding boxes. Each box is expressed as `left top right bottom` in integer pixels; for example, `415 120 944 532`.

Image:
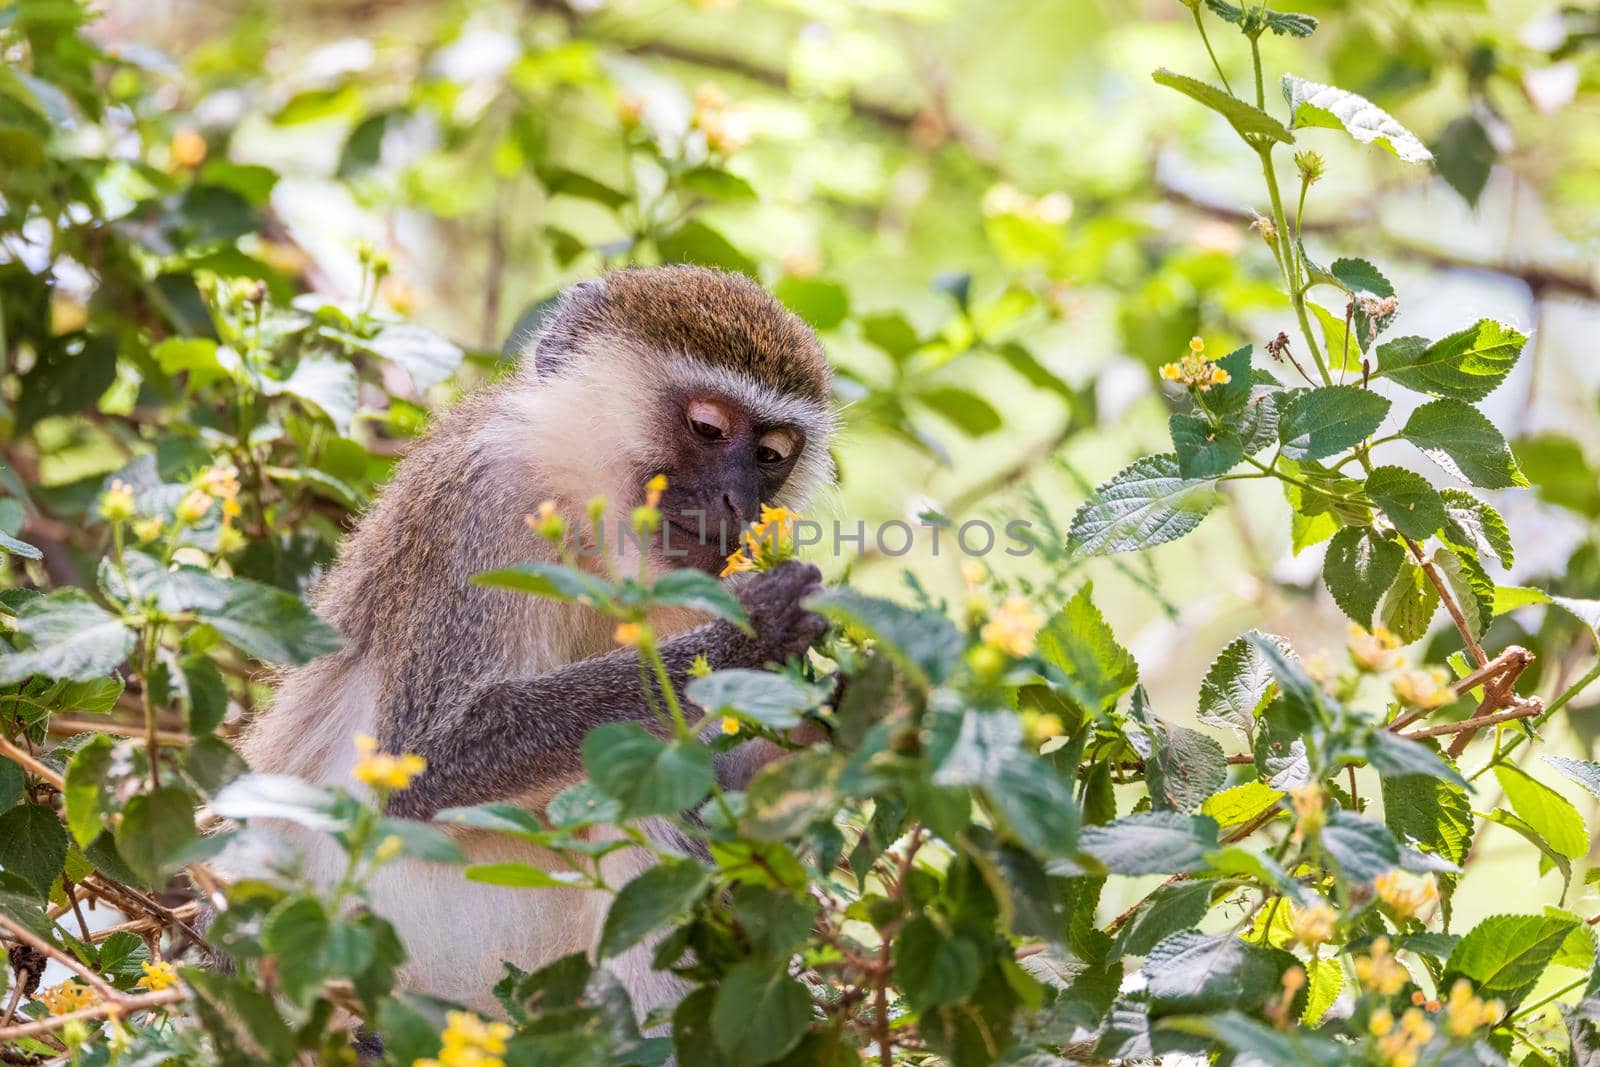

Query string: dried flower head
1349 623 1405 672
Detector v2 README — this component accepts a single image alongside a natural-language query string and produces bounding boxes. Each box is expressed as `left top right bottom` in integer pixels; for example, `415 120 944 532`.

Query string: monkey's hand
721 560 827 667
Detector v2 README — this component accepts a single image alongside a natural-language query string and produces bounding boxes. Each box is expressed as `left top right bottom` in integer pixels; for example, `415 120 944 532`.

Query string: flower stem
1192 8 1234 95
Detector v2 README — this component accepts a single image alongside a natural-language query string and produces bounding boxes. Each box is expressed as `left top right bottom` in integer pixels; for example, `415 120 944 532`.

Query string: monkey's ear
527 278 608 377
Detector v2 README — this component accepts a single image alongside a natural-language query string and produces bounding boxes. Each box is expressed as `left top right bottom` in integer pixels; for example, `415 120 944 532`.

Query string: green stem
1192 8 1234 95
1250 35 1265 109
1257 146 1330 385
1511 975 1586 1020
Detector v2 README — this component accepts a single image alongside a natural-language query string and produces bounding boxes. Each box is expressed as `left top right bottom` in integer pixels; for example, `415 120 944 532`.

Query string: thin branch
0 734 63 790
1403 701 1542 741
0 988 185 1043
0 916 120 1003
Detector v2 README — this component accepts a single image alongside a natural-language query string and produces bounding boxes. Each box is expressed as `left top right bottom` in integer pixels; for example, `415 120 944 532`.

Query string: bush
3 0 1600 1065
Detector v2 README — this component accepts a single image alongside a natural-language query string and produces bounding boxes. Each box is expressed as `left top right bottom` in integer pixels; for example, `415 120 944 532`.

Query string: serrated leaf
647 569 749 630
1079 812 1220 875
1203 0 1317 36
1153 68 1293 144
1068 454 1220 557
262 354 358 433
1321 811 1401 883
64 734 114 847
807 587 963 686
1130 687 1228 813
1278 385 1390 461
712 959 811 1062
1036 583 1139 720
1543 756 1600 802
1145 931 1295 1015
1440 489 1514 569
197 578 343 665
1201 781 1283 829
0 589 136 684
597 857 709 957
1446 913 1580 1010
1402 399 1528 489
686 669 826 730
1323 527 1405 627
1282 75 1432 163
1384 772 1473 870
1433 547 1492 643
1170 414 1244 478
1197 632 1280 734
0 804 68 897
1496 764 1587 861
582 723 715 820
1375 321 1526 401
1377 561 1439 645
1112 880 1219 958
1364 465 1445 540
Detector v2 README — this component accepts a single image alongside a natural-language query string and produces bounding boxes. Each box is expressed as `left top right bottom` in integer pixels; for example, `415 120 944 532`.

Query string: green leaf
263 896 330 1003
1384 772 1472 870
655 220 757 277
184 966 298 1063
1145 931 1294 1015
1445 913 1580 1010
196 578 343 665
1377 562 1439 645
1068 454 1221 557
1434 115 1496 208
916 385 1003 437
64 734 114 848
0 804 68 897
114 786 198 886
0 589 136 684
1281 75 1432 163
931 710 1079 856
772 276 847 331
1201 782 1284 830
647 569 749 630
1323 527 1405 627
366 324 463 392
262 354 358 433
1161 1011 1347 1065
1401 398 1528 489
180 653 229 735
1277 385 1390 461
1197 633 1279 735
743 750 841 840
1079 812 1221 876
677 165 758 203
1132 688 1228 813
1364 466 1445 540
1495 764 1587 861
582 722 715 820
1433 547 1492 643
1036 583 1139 720
1440 489 1514 569
537 165 628 208
711 959 811 1063
1363 730 1468 790
473 561 614 605
0 529 40 560
686 669 825 730
1112 880 1218 958
213 774 351 833
1170 414 1243 478
859 312 921 360
1320 811 1400 884
1203 0 1317 37
1152 69 1293 144
597 857 710 957
807 587 963 686
1513 433 1600 518
894 915 983 1010
1543 756 1600 803
464 862 586 888
1375 321 1526 401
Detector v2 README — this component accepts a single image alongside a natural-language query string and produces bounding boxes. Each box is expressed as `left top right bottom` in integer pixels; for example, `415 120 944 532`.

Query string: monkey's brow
671 358 834 439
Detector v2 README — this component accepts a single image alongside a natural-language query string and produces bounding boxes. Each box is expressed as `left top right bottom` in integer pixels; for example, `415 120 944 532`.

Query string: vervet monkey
232 265 835 1015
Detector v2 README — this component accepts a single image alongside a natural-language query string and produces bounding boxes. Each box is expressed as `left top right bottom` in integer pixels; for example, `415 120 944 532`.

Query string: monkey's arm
385 562 824 819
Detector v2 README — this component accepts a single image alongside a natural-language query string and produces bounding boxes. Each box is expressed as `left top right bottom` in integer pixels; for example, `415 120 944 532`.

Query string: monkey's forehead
573 265 831 405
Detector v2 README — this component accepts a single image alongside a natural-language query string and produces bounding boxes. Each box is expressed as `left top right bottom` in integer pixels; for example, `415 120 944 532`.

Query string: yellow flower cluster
415 1010 513 1067
1443 978 1503 1038
692 83 752 155
722 505 801 577
721 715 741 736
632 474 670 533
38 980 99 1015
614 622 650 648
1021 710 1065 745
353 734 427 791
980 596 1043 658
99 479 136 523
1375 869 1439 920
1355 936 1410 996
1288 901 1337 950
1348 623 1405 672
137 959 179 991
689 653 713 678
1289 783 1325 839
1159 337 1231 391
1370 1005 1436 1067
1392 667 1454 711
527 500 565 541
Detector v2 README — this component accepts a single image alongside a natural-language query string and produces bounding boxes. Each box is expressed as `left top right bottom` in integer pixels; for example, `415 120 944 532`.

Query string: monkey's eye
756 429 797 465
687 400 731 442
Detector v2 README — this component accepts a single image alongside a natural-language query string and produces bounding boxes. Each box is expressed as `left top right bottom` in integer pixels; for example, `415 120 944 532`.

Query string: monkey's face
647 392 809 574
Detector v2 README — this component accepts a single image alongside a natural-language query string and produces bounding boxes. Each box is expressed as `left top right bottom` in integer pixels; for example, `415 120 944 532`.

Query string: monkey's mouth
659 517 736 570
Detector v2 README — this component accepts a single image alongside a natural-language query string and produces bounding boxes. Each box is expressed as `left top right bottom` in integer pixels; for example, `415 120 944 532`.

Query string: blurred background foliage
4 0 1600 932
